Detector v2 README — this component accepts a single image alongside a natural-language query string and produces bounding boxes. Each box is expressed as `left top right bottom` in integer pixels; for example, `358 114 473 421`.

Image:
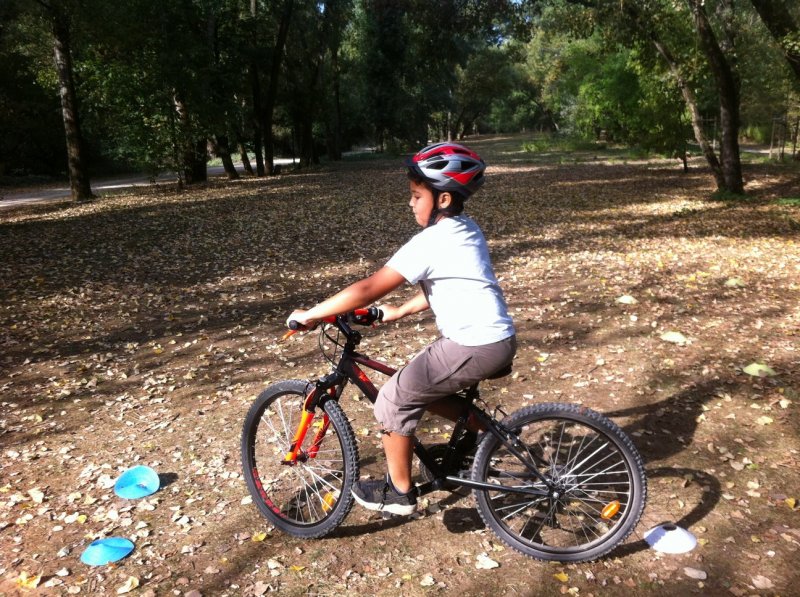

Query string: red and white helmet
405 142 486 198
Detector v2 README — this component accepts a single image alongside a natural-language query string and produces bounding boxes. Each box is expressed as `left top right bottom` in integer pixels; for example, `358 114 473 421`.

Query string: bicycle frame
282 315 552 499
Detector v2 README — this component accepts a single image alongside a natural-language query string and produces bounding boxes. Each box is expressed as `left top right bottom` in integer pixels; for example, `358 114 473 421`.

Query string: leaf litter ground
1 135 799 596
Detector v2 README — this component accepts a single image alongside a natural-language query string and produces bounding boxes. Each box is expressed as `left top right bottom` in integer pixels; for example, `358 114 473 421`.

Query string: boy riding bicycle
288 142 516 515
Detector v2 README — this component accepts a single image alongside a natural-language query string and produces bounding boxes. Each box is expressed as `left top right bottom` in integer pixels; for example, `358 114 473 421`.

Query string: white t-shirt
386 216 515 346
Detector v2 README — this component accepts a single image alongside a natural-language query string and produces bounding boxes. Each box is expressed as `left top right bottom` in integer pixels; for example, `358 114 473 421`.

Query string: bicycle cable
319 323 344 367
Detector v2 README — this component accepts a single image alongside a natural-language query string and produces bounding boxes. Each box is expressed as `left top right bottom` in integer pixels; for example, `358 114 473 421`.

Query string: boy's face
408 180 435 228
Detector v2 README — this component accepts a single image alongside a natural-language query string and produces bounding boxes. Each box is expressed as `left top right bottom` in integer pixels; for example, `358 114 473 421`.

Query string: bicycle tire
241 380 359 538
472 403 646 562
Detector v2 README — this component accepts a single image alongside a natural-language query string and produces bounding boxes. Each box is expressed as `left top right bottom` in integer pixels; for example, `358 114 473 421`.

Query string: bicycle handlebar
284 307 383 339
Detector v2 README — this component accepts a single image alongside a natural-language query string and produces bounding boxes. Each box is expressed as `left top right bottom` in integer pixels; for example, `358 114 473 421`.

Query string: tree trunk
174 94 207 185
51 10 93 201
184 139 208 185
330 47 343 160
213 135 239 179
238 140 254 175
750 0 800 83
250 64 266 176
652 39 725 188
299 112 315 167
688 0 744 194
264 0 293 176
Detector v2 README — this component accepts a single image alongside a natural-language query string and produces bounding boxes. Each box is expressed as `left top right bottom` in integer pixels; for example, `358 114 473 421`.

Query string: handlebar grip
352 307 384 325
288 320 302 331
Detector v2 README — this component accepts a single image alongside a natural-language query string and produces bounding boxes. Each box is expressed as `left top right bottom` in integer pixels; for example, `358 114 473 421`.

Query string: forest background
2 1 800 595
1 0 799 201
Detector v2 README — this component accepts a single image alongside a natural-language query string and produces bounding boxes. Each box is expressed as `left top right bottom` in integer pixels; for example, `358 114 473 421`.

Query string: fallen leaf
116 576 139 594
475 553 500 569
16 572 42 589
554 571 569 582
755 416 774 426
27 488 45 504
660 331 688 345
743 363 776 377
251 532 268 542
420 574 435 587
683 567 707 580
751 575 774 589
615 295 638 305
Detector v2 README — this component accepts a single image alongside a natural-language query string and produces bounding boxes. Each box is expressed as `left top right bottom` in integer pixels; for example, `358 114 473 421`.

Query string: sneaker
352 475 418 515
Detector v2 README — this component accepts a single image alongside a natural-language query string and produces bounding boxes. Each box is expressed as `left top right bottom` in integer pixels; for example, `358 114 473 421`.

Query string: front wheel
241 380 359 538
472 403 646 562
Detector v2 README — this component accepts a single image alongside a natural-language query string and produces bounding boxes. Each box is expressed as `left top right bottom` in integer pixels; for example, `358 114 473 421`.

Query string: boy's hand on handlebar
286 309 319 331
377 304 403 323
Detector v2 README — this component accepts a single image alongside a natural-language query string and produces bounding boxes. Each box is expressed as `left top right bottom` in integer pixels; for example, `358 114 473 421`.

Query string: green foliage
710 188 751 202
775 197 800 207
0 4 66 177
519 27 691 158
2 0 798 180
0 43 65 177
521 135 602 153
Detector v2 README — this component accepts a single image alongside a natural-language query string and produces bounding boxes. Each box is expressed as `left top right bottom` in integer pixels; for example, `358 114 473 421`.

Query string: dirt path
0 160 298 209
1 138 798 596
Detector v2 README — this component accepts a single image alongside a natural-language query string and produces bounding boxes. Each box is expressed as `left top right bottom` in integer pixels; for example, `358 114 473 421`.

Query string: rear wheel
241 380 359 538
472 403 646 562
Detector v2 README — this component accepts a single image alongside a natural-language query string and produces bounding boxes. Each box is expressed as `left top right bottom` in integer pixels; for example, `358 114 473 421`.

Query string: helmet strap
426 190 442 228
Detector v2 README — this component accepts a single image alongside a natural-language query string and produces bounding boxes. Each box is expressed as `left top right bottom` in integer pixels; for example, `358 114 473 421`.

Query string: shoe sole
351 489 416 516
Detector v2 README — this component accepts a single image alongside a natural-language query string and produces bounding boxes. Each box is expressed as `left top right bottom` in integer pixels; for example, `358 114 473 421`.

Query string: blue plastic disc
80 537 135 566
113 465 160 499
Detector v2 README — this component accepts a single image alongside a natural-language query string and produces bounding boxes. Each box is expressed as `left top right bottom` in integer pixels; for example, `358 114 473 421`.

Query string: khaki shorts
374 335 517 436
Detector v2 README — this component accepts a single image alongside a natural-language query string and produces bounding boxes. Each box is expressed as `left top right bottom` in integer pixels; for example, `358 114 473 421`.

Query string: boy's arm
288 266 406 327
380 290 429 322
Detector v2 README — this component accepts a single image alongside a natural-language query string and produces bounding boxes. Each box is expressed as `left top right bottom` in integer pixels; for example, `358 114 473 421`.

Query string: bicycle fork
282 386 334 465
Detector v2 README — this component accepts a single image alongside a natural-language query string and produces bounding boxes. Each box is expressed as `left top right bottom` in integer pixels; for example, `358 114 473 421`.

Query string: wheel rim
248 392 347 527
481 417 637 555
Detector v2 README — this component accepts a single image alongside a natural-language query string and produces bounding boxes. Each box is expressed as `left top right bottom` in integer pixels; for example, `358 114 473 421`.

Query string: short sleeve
386 231 431 284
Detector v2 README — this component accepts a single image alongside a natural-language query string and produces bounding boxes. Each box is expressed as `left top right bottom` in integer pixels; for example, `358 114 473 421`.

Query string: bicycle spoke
495 495 549 521
246 388 353 530
476 410 642 559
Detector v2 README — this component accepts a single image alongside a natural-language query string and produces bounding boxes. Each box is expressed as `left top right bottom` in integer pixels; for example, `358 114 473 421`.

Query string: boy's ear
437 192 452 209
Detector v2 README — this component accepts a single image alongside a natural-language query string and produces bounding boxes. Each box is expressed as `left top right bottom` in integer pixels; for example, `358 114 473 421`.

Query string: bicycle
241 308 647 562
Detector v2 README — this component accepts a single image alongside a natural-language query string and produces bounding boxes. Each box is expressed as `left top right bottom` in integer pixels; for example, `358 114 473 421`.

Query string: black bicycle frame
322 342 552 498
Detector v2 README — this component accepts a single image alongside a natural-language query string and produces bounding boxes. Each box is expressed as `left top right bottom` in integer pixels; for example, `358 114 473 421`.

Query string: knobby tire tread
241 379 360 539
471 402 646 562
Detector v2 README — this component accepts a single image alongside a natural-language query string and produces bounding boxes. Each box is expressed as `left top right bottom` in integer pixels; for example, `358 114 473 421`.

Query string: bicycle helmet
405 142 486 199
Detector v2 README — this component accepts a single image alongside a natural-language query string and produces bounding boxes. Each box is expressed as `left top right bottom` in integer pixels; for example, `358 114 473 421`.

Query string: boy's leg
427 396 486 432
382 431 414 493
358 336 516 511
352 430 417 515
